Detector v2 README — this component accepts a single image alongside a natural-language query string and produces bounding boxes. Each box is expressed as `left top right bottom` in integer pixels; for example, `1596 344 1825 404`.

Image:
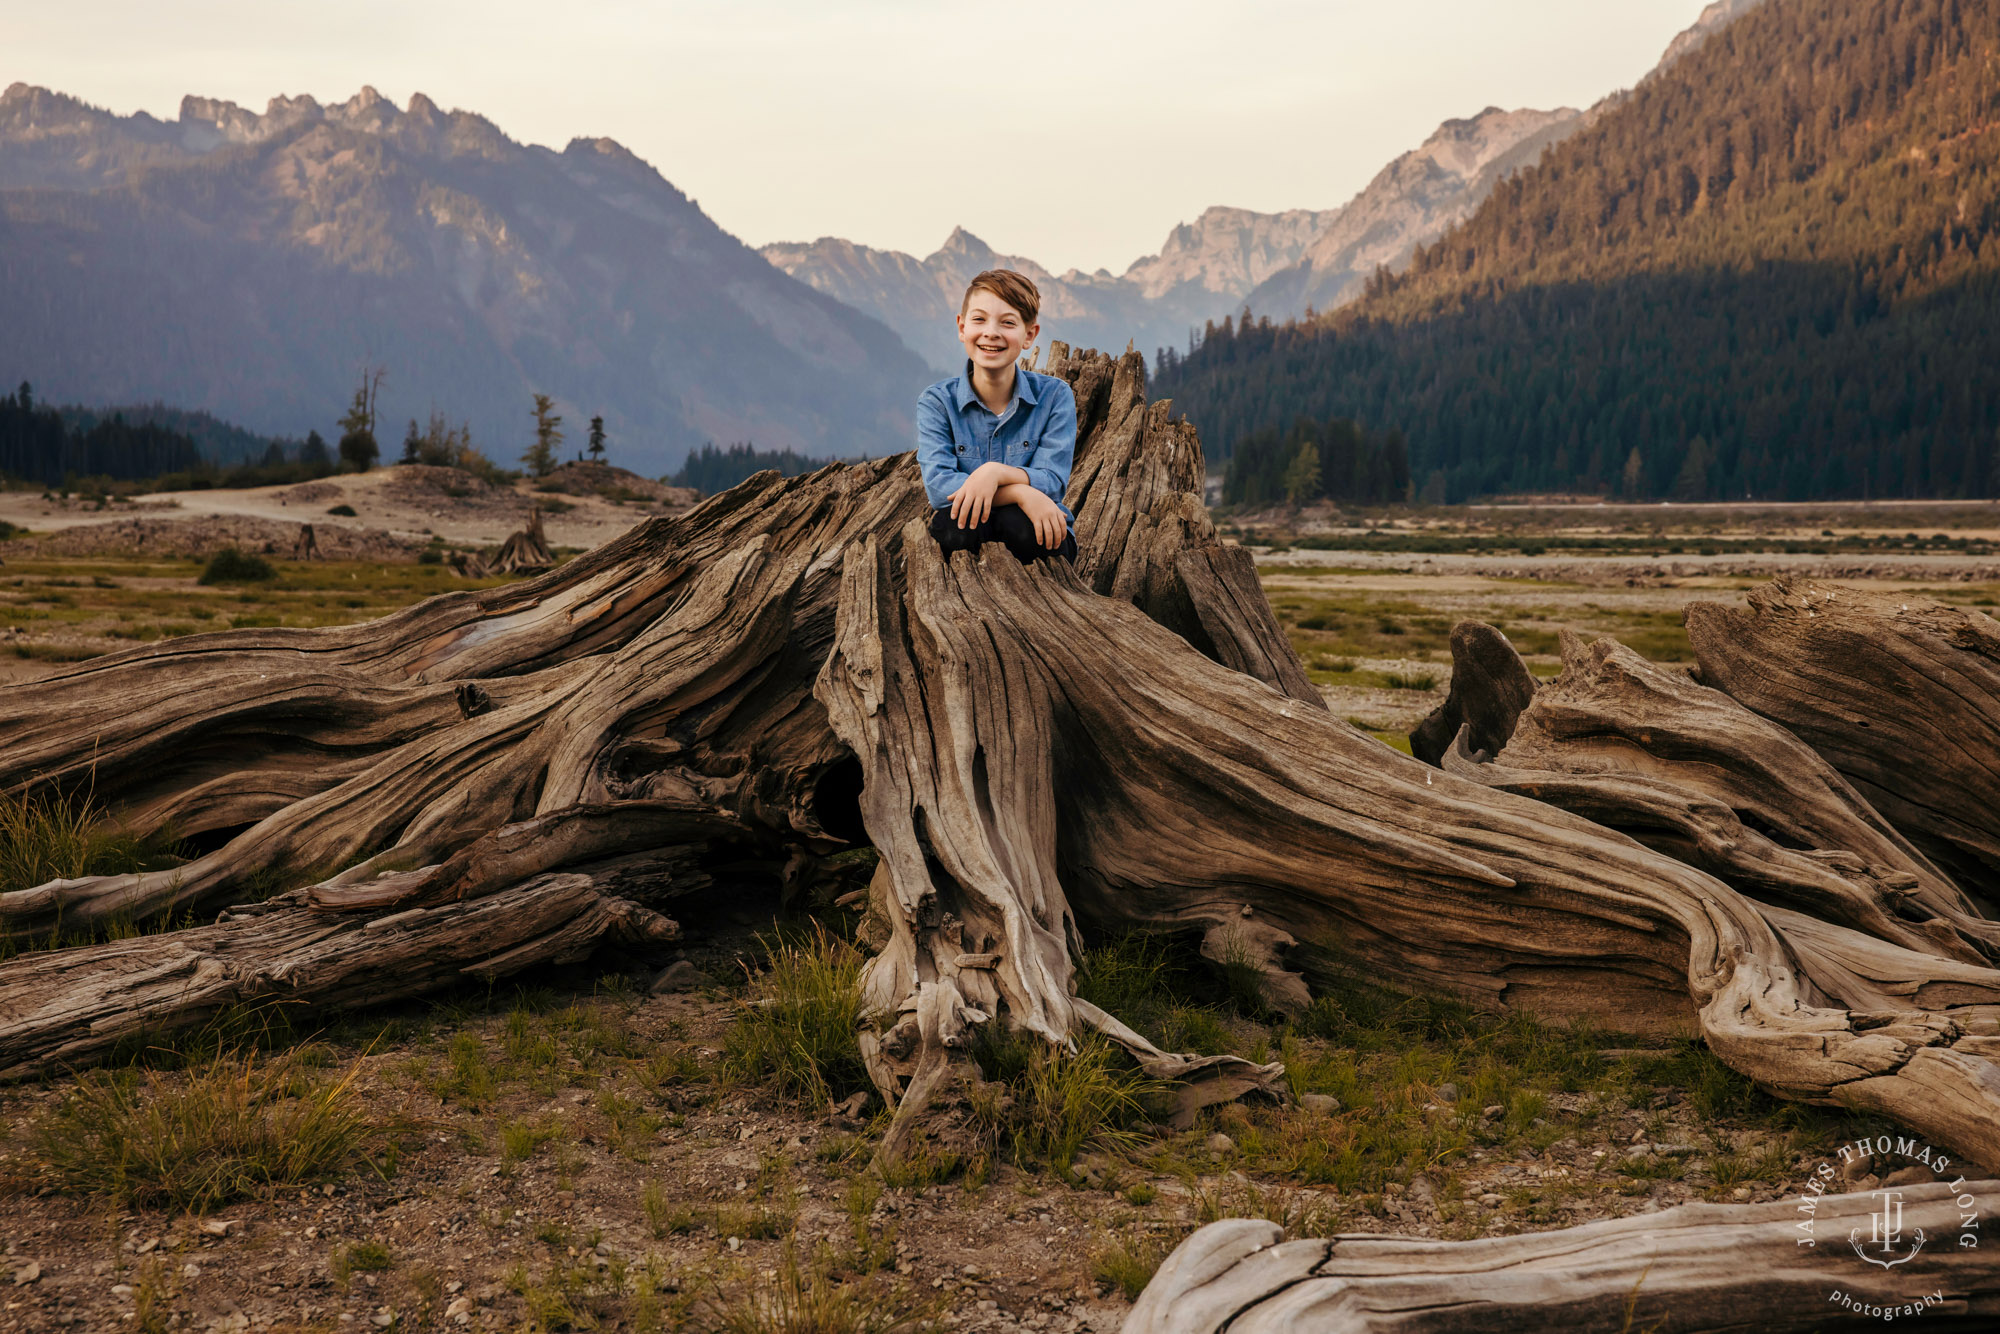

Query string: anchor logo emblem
1849 1189 1927 1269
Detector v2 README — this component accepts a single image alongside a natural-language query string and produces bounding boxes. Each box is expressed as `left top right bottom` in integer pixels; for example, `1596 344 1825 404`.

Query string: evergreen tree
588 415 606 463
1621 447 1646 500
1282 439 1321 503
669 442 834 494
523 394 562 477
336 368 383 473
1155 0 2000 503
1671 436 1713 502
300 431 332 469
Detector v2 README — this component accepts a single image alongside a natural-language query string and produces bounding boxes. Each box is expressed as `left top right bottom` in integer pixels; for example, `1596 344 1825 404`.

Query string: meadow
0 506 1987 1331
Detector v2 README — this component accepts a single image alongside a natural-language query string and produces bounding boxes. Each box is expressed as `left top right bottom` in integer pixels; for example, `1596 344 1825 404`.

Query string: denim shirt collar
950 358 1040 415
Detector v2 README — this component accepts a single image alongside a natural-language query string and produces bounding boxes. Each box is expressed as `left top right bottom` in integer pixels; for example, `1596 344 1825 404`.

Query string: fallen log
1688 580 2000 910
1126 1182 2000 1332
1440 627 2000 964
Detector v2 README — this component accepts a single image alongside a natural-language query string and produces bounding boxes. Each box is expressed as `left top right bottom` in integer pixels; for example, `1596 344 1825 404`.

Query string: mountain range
762 106 1584 373
762 1 1768 374
0 84 930 476
0 0 1782 474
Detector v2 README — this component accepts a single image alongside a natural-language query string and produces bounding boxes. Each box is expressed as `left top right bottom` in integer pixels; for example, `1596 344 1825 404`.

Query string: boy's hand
948 463 1004 528
1017 488 1070 549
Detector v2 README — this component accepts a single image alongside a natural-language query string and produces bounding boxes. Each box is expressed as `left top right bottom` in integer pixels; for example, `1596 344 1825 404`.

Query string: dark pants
930 504 1077 565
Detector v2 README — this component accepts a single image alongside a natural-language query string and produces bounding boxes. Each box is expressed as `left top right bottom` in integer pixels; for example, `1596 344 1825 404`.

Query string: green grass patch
722 925 875 1111
697 1240 938 1334
28 1046 375 1211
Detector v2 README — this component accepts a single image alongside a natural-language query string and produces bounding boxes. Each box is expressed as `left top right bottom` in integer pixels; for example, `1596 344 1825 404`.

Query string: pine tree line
669 443 836 495
0 382 204 486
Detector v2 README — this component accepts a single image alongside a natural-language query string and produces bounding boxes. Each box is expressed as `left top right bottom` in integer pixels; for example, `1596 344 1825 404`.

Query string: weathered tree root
817 525 1287 1161
1440 628 2000 965
1688 580 2000 908
1408 620 1538 766
7 349 2000 1182
1126 1183 2000 1332
826 528 2000 1170
0 858 686 1080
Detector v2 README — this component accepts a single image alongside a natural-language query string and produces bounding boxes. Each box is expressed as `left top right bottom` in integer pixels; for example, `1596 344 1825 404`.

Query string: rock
371 1312 395 1329
1437 1083 1459 1102
648 960 706 994
830 1090 869 1120
11 1261 39 1285
1482 1105 1504 1120
1884 1165 1937 1187
1651 1143 1699 1157
198 1219 239 1237
1479 1193 1503 1207
111 1285 134 1297
446 1298 474 1318
1205 1133 1237 1155
1407 1176 1437 1209
1071 1153 1113 1187
1299 1093 1341 1115
182 1263 201 1280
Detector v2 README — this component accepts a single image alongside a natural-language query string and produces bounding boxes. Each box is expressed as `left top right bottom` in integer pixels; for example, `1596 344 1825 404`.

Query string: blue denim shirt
915 361 1077 526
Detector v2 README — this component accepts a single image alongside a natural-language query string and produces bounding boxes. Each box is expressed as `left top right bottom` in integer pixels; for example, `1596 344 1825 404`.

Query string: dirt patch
529 462 696 508
5 517 425 564
272 483 345 507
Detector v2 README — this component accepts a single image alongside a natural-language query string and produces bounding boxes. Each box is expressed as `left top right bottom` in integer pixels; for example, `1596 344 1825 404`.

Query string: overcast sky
11 0 1706 274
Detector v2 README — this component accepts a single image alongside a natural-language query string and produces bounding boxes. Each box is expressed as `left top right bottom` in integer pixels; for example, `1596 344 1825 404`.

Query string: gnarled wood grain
1443 628 1999 964
1688 580 2000 909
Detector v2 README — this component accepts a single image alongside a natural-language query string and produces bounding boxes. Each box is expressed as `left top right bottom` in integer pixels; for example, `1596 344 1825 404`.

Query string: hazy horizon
14 0 1706 275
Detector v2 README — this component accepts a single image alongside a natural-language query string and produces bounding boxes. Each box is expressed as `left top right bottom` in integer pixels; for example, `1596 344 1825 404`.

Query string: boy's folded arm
914 389 961 508
1023 386 1077 509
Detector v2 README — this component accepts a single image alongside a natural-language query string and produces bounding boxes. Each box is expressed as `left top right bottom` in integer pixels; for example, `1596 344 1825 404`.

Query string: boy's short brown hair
960 269 1040 326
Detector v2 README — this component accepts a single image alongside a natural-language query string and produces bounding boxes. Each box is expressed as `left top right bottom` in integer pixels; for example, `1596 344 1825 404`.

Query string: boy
915 269 1078 564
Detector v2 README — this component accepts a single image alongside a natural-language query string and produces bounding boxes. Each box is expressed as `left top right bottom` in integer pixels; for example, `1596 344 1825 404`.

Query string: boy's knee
929 507 974 550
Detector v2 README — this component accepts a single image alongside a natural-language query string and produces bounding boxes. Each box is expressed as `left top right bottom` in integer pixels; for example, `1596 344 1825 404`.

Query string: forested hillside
1 382 202 486
1157 0 2000 502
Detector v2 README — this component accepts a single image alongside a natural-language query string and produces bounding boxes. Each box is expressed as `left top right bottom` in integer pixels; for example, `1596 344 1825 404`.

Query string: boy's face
956 290 1038 374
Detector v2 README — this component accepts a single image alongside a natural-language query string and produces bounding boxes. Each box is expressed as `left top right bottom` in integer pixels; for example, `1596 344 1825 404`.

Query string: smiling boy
915 269 1078 564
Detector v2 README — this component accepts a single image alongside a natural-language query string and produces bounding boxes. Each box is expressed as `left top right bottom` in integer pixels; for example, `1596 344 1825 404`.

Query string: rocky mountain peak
1654 0 1770 75
933 226 996 263
1416 106 1582 178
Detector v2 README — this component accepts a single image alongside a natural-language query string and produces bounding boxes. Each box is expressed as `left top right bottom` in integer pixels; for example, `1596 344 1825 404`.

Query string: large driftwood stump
0 349 1300 1091
1126 1183 2000 1332
4 351 2000 1182
1688 580 2000 910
